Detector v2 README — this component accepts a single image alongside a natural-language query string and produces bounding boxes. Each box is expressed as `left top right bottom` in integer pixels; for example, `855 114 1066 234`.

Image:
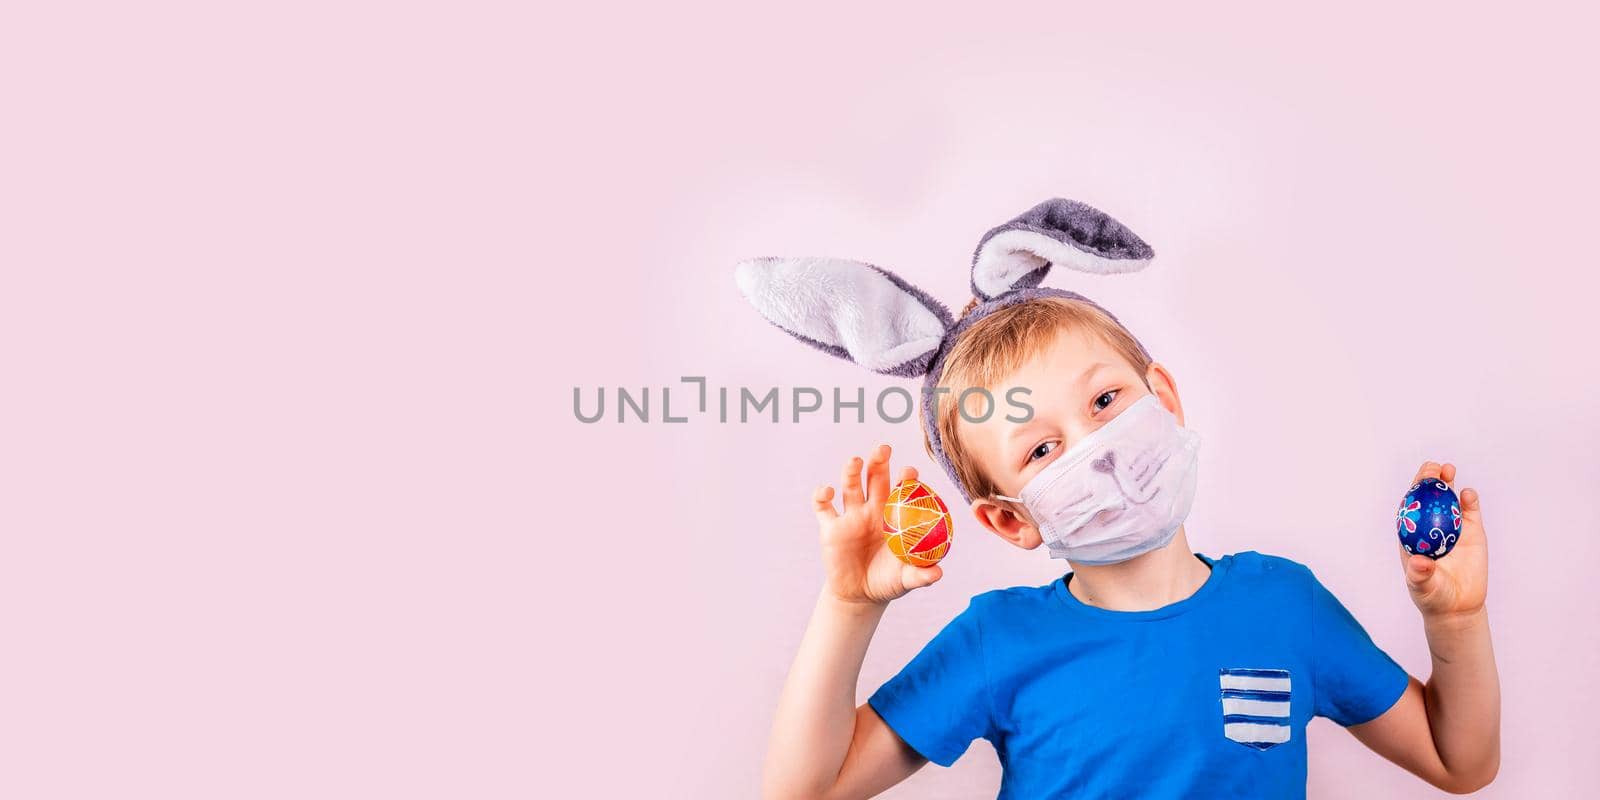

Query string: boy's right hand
813 443 944 606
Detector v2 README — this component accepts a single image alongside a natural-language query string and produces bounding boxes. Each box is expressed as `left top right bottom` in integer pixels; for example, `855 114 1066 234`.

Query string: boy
739 199 1500 799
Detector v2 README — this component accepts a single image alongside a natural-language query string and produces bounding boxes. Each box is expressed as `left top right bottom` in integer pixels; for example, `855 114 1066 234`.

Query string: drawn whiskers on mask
1092 449 1169 506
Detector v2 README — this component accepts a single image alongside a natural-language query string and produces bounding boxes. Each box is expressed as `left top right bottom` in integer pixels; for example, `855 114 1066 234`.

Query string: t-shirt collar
1052 552 1231 622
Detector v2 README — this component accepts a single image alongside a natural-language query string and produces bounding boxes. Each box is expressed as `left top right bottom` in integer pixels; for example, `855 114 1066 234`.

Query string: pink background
4 2 1597 797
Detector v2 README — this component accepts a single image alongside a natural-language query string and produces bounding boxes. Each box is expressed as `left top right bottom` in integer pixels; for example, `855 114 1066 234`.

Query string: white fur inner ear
735 257 947 373
973 229 1152 298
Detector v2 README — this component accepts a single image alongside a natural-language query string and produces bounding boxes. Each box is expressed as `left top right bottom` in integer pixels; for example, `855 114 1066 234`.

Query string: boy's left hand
1398 461 1489 622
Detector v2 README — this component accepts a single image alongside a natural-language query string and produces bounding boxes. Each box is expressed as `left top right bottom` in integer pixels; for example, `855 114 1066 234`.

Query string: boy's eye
1093 390 1118 412
1028 441 1058 462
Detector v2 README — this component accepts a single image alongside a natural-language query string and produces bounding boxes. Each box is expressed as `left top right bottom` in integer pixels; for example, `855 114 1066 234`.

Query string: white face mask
995 394 1201 565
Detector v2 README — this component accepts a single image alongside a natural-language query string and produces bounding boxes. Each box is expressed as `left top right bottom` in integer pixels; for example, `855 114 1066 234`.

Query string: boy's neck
1065 527 1211 612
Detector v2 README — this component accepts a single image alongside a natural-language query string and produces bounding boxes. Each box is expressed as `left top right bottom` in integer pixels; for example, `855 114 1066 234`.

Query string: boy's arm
1349 461 1500 794
1348 609 1499 794
762 446 943 800
763 592 927 800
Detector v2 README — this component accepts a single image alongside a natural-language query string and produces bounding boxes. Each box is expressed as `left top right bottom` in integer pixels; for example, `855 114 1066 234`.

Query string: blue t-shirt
866 551 1410 799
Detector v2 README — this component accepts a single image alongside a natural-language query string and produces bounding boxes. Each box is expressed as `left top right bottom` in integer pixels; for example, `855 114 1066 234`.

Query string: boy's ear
971 498 1044 551
1145 361 1184 427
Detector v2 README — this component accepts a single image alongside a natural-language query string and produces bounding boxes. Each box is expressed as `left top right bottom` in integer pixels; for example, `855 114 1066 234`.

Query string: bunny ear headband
734 197 1155 503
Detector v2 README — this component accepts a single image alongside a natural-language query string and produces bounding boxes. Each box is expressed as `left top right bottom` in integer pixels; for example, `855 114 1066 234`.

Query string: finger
865 444 892 508
900 563 943 591
1459 487 1484 530
1412 461 1442 484
898 465 919 484
1403 552 1438 592
841 456 865 510
1395 542 1418 573
1440 462 1457 487
813 485 839 523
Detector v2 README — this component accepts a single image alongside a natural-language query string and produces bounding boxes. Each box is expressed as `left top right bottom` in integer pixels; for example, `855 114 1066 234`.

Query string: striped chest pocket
1219 668 1292 750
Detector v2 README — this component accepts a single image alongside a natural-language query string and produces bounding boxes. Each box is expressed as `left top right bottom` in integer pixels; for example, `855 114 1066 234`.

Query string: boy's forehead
1000 326 1116 386
951 327 1116 422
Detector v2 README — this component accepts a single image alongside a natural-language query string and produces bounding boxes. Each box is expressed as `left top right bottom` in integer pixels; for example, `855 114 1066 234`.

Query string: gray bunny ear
735 257 954 377
970 198 1155 300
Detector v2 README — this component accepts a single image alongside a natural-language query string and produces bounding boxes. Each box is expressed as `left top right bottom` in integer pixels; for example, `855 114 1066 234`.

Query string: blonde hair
924 296 1153 500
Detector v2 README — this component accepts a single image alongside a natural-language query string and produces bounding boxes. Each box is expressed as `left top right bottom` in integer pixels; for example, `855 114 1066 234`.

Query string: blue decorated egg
1396 479 1462 559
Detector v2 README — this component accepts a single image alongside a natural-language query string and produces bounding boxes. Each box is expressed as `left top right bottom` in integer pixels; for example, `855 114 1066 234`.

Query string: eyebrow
1076 361 1114 387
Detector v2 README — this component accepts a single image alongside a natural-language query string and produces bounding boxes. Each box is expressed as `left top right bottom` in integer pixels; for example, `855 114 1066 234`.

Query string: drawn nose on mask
1091 447 1168 505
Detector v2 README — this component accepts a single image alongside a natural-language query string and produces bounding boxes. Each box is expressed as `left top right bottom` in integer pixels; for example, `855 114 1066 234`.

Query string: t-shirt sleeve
866 597 994 767
1307 569 1412 726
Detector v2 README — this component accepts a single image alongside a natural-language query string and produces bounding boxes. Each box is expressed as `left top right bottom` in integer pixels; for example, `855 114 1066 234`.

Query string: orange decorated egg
882 479 953 566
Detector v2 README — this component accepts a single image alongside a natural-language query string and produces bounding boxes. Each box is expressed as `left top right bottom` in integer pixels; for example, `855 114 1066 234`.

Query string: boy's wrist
1421 605 1488 634
820 588 891 619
